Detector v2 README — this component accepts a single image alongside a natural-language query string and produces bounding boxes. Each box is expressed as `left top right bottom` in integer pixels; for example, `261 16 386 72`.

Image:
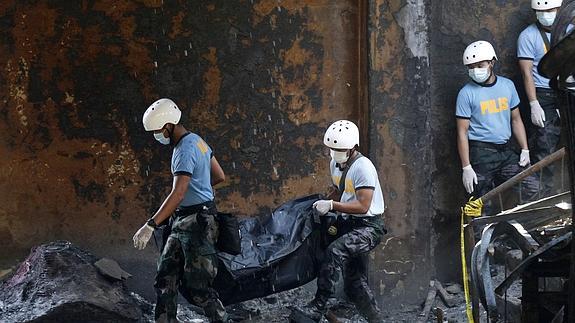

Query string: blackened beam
480 148 566 203
495 232 572 296
469 191 571 227
416 280 437 323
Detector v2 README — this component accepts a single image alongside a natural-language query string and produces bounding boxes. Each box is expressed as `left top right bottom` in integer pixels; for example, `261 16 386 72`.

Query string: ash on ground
134 281 470 322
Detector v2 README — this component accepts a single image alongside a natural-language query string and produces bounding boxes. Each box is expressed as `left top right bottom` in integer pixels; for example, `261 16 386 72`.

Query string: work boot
290 297 327 322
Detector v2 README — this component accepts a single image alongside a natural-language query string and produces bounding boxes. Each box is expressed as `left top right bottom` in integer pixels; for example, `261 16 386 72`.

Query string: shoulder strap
536 22 551 53
338 152 363 194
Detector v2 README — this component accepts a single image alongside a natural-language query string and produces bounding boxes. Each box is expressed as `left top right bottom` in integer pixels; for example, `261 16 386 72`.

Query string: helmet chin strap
165 124 175 145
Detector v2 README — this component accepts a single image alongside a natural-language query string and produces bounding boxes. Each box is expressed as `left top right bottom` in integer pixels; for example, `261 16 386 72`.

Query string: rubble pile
0 241 143 322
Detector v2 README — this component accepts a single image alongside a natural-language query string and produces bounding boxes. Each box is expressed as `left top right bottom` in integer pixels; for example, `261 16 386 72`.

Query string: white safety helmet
142 98 182 131
532 0 562 10
323 120 360 150
463 41 498 66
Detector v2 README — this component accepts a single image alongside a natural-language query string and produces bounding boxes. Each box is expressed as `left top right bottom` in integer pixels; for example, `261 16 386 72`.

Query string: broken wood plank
481 148 565 203
434 280 456 308
417 280 437 323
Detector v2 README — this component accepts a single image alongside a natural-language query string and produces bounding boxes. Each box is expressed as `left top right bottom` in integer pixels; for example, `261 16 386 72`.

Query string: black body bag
215 212 241 255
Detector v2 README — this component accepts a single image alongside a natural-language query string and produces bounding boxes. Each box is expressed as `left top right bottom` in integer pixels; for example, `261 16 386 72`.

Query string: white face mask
330 149 349 164
154 131 170 145
469 67 491 83
537 11 557 27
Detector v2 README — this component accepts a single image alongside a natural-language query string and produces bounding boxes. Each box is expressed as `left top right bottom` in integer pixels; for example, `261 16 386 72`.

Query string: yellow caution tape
460 197 483 323
464 197 483 217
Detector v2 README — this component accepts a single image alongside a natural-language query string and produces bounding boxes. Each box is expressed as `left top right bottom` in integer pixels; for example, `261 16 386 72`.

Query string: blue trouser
469 141 540 215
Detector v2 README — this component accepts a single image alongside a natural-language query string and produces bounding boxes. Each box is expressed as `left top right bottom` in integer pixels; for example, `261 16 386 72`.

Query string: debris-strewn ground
0 241 528 323
133 280 476 323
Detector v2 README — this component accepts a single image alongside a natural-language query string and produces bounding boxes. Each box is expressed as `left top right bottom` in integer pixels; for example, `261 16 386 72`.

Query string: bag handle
536 22 551 53
338 152 363 196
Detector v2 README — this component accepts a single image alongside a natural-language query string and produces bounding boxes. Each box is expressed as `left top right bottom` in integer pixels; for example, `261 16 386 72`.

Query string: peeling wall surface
0 0 556 310
0 0 362 300
368 0 432 306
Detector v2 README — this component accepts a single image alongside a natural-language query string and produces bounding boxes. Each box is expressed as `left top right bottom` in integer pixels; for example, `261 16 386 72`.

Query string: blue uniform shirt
171 132 214 207
517 24 551 89
455 76 520 144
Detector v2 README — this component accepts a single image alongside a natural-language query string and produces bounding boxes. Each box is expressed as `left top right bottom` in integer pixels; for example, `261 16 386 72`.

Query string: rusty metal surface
368 0 432 306
0 0 362 298
0 0 552 311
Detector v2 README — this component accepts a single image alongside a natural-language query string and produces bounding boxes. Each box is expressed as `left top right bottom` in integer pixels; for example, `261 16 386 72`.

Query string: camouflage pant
154 212 227 323
529 88 562 195
316 218 384 320
469 142 539 215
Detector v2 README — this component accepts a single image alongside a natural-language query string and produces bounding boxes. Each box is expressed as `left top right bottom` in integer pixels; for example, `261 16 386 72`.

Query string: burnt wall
428 0 575 282
0 0 362 299
367 0 433 306
1 0 554 309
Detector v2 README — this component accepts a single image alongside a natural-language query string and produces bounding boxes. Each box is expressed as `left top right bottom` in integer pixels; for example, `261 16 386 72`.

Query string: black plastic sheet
178 194 327 305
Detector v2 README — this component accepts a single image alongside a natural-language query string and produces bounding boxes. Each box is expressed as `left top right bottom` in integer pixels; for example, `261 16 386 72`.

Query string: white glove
133 223 154 250
519 149 530 167
313 200 333 215
462 165 478 194
530 100 545 128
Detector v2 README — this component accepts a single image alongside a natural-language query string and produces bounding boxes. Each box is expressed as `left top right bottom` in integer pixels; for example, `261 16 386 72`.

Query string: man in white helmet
293 120 386 322
132 98 229 322
456 41 539 209
518 0 564 194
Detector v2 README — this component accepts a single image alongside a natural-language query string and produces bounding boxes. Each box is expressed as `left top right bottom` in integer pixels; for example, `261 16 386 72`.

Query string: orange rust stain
217 169 325 216
251 0 310 26
269 14 277 29
82 25 106 60
370 24 405 73
117 17 155 86
118 15 137 39
369 1 407 97
135 0 163 8
261 1 359 126
252 0 332 21
370 0 403 73
206 4 216 12
204 64 221 99
191 48 221 131
0 108 147 249
92 0 138 19
281 37 312 68
202 47 218 65
223 104 247 120
376 122 410 237
169 11 192 38
5 58 31 129
0 0 363 252
10 3 58 62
